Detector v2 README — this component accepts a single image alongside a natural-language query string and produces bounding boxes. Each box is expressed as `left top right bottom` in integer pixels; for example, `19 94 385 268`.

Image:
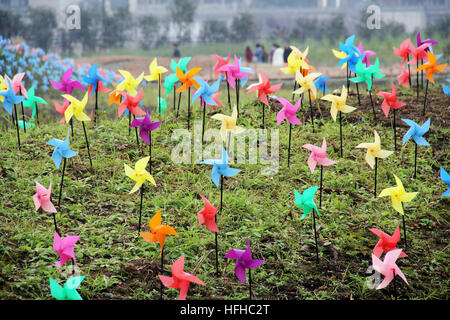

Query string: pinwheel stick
312 211 319 263
57 158 67 207
20 100 26 133
346 65 350 91
226 74 231 110
216 175 224 277
393 109 397 152
173 85 176 111
235 78 240 119
149 131 152 175
158 75 161 114
35 102 40 127
308 90 315 133
423 80 429 116
339 111 343 158
393 270 398 300
416 59 419 101
374 158 378 198
355 73 361 106
249 268 252 300
407 56 412 87
82 121 93 168
133 115 140 150
319 165 323 208
128 112 131 136
368 89 377 123
402 215 408 249
176 91 182 117
202 99 206 143
414 142 418 179
187 87 192 130
160 246 164 299
261 102 265 131
94 84 99 124
13 104 21 150
288 123 292 168
70 119 74 138
138 185 144 233
292 81 297 103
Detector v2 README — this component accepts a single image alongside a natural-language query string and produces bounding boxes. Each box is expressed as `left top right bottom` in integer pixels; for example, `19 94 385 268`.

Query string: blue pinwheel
0 79 25 116
82 62 105 95
201 147 240 187
440 167 450 197
47 128 78 169
192 75 223 105
402 118 431 146
314 73 330 94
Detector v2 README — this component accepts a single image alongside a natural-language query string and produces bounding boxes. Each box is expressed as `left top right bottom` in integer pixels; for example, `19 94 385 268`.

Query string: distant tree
24 8 56 51
230 13 257 43
168 0 197 44
200 19 229 44
102 7 134 48
0 10 24 38
324 15 347 43
138 15 160 49
426 15 450 38
70 9 100 54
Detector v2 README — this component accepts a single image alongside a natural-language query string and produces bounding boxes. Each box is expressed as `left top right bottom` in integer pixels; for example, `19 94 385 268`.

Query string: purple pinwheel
130 108 162 146
218 55 253 89
225 236 264 285
50 68 85 95
358 43 376 67
417 32 437 53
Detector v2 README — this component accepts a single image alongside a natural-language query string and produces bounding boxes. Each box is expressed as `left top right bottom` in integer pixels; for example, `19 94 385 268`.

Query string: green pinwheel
350 58 385 122
294 186 320 220
294 186 321 263
22 86 47 126
49 276 85 300
166 57 192 113
157 97 168 115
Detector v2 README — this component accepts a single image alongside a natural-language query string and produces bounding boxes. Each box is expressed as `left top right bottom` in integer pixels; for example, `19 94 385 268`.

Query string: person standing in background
245 46 253 63
172 43 180 58
254 43 263 63
283 45 292 63
262 45 268 63
269 43 277 64
272 44 284 66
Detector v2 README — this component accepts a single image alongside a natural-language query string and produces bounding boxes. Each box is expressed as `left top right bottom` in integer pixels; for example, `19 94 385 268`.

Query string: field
0 82 448 300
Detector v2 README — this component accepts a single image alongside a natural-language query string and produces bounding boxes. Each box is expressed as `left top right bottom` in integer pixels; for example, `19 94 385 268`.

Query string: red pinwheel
369 226 408 259
377 83 406 118
247 72 282 106
211 53 231 78
197 194 219 233
393 38 413 66
117 88 145 118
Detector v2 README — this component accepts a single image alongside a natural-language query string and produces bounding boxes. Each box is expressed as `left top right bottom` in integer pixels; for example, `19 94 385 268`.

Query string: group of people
245 43 293 66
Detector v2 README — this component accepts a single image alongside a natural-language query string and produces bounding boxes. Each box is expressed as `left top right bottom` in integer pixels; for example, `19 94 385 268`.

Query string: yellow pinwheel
293 70 321 99
124 156 156 194
356 130 393 169
0 75 7 103
62 92 91 123
281 46 309 74
116 70 144 96
332 49 348 69
321 85 356 121
379 174 417 214
144 58 168 84
211 105 245 142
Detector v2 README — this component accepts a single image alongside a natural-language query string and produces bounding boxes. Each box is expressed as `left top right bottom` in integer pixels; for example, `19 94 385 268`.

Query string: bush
200 19 229 44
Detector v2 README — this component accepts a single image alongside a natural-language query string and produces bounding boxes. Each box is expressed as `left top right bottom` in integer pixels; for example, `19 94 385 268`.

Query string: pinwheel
314 73 329 97
407 43 431 100
157 97 168 116
369 226 407 259
144 58 168 113
416 51 447 115
116 70 144 96
0 75 7 103
393 38 413 86
108 82 123 107
350 58 385 122
54 100 70 123
294 186 320 262
321 85 356 157
211 53 231 108
5 73 28 132
211 105 245 147
0 78 25 149
33 181 58 233
209 91 224 110
276 97 302 167
53 231 79 269
47 128 78 207
124 156 156 232
372 249 408 292
158 255 205 300
62 92 93 168
356 130 393 197
417 32 438 88
82 62 106 123
192 76 222 142
303 138 336 208
440 167 450 197
379 174 417 247
197 194 219 275
358 43 376 68
140 209 178 258
201 147 240 188
335 35 360 90
402 118 430 179
49 276 85 300
50 67 85 96
164 73 180 112
176 66 202 129
293 70 321 131
217 55 253 117
397 66 411 88
130 109 162 174
22 85 46 127
118 88 146 146
377 83 406 152
247 72 282 130
224 236 264 299
281 46 310 101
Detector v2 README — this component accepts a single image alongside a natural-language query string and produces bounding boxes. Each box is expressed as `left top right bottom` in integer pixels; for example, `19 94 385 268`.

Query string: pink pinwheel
209 91 224 110
218 55 252 89
369 226 408 259
130 108 162 146
211 53 231 78
276 97 302 126
407 43 431 66
372 249 408 290
302 138 336 174
377 83 406 117
5 73 27 97
416 32 437 53
397 66 410 88
158 255 205 300
50 68 85 95
393 38 413 66
358 43 376 67
32 181 56 213
224 236 264 285
197 194 219 233
53 231 79 268
54 100 70 123
247 72 282 106
117 88 146 118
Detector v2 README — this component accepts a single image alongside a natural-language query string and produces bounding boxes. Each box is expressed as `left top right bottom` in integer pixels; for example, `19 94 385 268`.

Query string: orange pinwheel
176 67 202 93
140 210 178 255
416 51 447 84
108 82 123 106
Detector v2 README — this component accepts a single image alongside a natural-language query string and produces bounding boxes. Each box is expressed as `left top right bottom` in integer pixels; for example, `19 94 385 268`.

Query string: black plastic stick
292 81 297 103
423 80 429 116
288 123 292 168
187 87 191 130
133 115 140 150
82 121 93 168
158 74 161 114
407 56 411 87
369 89 377 123
319 165 323 208
393 109 397 152
226 73 231 110
94 84 98 124
262 102 265 130
70 119 73 138
312 211 319 263
402 214 407 249
160 246 164 299
35 102 40 127
339 111 343 158
374 157 378 198
20 100 26 133
308 89 314 133
202 99 206 143
414 142 418 179
138 185 144 233
173 85 176 111
416 59 419 101
176 91 182 117
13 104 21 150
128 112 131 136
57 158 67 207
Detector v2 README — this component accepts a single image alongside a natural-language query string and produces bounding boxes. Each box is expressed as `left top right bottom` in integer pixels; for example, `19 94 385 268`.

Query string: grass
0 82 448 300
